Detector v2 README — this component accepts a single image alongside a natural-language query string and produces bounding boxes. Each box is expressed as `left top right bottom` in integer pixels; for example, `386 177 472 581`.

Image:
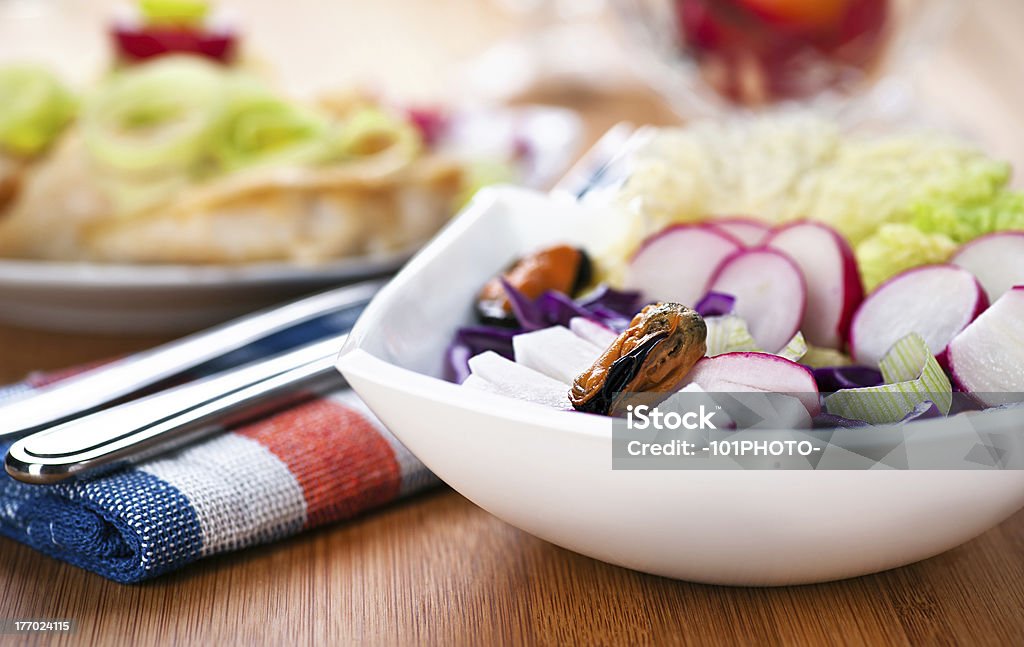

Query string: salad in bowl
338 142 1024 584
446 117 1024 430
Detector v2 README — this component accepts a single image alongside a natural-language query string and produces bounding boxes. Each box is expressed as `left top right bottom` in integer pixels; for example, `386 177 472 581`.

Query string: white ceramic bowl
337 186 1024 586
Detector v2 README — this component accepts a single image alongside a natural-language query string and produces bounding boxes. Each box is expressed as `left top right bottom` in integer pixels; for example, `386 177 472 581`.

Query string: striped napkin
0 369 437 583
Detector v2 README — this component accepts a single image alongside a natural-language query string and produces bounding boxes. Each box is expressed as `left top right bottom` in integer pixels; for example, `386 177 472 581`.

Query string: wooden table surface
2 1 1024 645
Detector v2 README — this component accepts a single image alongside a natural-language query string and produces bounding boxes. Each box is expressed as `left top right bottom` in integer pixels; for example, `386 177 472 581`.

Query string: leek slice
331 107 421 161
211 79 330 171
824 333 952 424
82 56 226 173
0 65 76 157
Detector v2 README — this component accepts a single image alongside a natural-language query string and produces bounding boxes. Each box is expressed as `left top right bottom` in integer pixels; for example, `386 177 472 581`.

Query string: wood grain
2 0 1024 645
0 491 1022 646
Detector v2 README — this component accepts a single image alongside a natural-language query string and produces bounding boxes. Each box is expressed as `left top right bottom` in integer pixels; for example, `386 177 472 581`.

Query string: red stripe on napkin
235 399 403 528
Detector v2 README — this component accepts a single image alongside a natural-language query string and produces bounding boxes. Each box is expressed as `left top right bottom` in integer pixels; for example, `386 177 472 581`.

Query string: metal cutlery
0 279 382 440
2 280 381 484
551 122 640 200
5 334 348 484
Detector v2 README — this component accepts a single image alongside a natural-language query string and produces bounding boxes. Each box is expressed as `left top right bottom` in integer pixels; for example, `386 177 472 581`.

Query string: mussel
570 303 707 416
476 244 591 326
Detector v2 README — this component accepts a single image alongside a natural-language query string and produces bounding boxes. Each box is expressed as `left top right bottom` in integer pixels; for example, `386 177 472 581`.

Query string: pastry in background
0 0 500 265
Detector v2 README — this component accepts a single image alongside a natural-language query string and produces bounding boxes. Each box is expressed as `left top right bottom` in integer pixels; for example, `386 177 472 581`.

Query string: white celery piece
467 351 572 410
512 326 601 384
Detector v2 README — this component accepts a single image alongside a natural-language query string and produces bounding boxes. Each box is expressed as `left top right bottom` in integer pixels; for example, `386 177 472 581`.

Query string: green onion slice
211 78 330 171
0 64 76 157
824 333 952 424
82 56 226 174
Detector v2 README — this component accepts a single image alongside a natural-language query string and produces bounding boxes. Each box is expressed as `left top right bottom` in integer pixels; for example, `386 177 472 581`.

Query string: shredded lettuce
911 191 1024 244
704 315 806 362
777 331 807 363
808 135 1010 244
0 65 76 157
704 316 759 357
855 224 957 291
801 345 853 368
610 117 1014 281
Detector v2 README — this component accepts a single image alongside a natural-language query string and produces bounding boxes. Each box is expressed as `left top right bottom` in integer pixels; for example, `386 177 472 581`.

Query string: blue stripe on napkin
0 441 203 583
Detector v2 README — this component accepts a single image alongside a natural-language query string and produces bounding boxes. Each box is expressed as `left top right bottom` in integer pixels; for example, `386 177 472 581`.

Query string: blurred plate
0 105 583 334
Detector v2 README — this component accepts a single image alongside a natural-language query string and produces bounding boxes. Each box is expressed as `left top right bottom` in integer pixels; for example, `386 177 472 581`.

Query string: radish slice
624 225 743 306
467 351 571 409
950 232 1024 301
569 316 617 348
947 286 1024 407
850 265 988 368
764 221 864 349
512 326 600 383
825 333 952 424
706 217 771 247
707 248 807 352
682 351 821 417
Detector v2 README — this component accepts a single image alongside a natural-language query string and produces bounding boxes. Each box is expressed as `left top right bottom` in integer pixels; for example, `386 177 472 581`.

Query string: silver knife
6 334 347 484
0 280 383 439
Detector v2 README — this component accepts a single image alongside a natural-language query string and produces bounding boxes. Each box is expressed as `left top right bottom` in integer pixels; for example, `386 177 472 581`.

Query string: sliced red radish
850 264 988 368
512 325 600 383
569 317 617 348
706 248 806 352
947 286 1024 407
764 221 864 349
624 224 743 306
706 217 771 247
682 351 821 417
467 351 571 409
950 232 1024 301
